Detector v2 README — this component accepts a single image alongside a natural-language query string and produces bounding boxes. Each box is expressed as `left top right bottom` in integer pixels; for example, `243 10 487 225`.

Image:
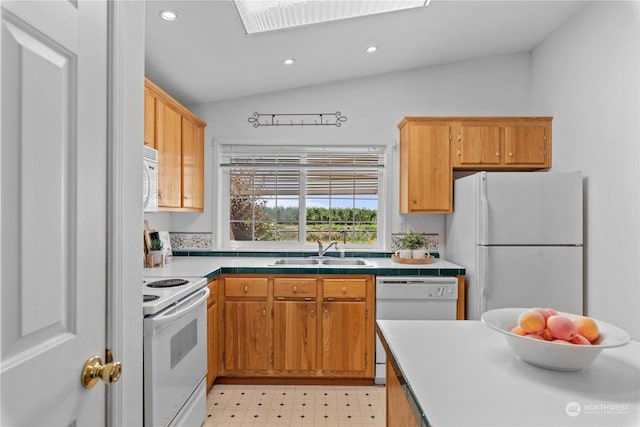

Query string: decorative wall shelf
248 111 347 127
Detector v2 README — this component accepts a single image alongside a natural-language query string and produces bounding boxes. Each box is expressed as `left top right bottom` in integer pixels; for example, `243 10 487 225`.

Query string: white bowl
481 308 631 371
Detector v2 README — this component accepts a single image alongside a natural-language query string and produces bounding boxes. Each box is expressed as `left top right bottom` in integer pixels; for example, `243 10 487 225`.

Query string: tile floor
204 384 386 426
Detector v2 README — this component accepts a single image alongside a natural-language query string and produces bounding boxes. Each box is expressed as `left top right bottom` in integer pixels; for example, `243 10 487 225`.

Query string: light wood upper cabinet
144 89 156 148
181 117 205 210
156 99 182 208
451 118 551 169
144 77 206 211
398 118 453 214
399 116 552 214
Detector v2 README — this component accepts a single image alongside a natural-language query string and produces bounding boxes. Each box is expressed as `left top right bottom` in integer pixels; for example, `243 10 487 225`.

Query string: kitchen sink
270 258 320 265
320 258 370 266
268 258 373 267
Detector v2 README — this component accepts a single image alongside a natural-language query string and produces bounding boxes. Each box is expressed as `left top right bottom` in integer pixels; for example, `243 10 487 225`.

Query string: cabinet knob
293 286 298 293
495 152 500 157
508 152 513 157
310 309 316 315
457 149 461 156
412 198 417 204
342 286 347 293
243 285 249 292
324 309 329 314
262 309 267 316
457 134 461 142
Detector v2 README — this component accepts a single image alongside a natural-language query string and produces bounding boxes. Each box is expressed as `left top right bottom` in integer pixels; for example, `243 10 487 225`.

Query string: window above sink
215 141 390 252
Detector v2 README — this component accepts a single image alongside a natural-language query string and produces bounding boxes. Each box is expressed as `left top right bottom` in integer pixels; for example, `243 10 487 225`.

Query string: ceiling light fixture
233 0 430 34
160 10 178 21
366 46 378 54
282 58 295 65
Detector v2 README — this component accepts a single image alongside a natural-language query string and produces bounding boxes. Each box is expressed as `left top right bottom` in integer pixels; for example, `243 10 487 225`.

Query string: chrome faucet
317 240 339 257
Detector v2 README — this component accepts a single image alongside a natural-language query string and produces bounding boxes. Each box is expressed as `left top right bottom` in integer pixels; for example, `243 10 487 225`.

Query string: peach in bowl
481 308 631 371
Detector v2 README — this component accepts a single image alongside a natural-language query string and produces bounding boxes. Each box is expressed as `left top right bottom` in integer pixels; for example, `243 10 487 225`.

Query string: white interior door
1 1 109 425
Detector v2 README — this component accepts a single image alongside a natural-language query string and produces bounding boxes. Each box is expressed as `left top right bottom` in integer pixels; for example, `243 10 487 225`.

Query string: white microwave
143 146 158 212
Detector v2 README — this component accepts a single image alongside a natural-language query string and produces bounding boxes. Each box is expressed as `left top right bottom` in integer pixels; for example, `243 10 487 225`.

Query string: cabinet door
504 125 548 165
181 117 204 210
144 89 156 148
273 301 317 371
455 123 501 166
156 99 182 208
224 300 270 371
400 122 452 213
322 301 367 374
206 280 218 391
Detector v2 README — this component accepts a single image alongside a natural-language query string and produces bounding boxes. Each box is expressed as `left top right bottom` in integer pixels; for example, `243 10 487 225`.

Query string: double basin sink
268 257 373 267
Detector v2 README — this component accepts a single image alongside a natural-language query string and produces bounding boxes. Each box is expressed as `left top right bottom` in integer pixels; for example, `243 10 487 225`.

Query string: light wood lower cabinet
206 279 219 391
322 301 367 374
223 277 270 373
386 361 420 427
219 274 374 380
273 300 317 371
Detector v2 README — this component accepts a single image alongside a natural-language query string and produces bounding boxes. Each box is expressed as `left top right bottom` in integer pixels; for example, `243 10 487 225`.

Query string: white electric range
142 276 209 427
143 277 208 315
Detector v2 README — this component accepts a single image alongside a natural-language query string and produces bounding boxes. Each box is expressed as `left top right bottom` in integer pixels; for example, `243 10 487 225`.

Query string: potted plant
399 232 427 259
149 238 163 265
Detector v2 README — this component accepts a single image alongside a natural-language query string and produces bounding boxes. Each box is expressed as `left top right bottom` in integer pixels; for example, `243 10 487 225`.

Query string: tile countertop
143 255 465 279
376 320 640 427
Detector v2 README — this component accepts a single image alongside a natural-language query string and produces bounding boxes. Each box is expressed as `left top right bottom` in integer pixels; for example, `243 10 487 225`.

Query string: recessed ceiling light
160 10 178 21
366 46 378 54
282 58 295 65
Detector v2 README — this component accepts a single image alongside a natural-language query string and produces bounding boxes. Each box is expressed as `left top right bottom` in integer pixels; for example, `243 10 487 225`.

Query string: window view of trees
226 147 383 246
230 187 377 244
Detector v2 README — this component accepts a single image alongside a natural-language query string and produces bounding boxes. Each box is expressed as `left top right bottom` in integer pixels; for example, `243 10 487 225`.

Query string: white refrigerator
445 171 583 320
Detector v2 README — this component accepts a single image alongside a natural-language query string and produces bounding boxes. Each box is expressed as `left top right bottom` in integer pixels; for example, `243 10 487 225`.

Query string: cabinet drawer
323 279 367 299
274 278 317 299
225 277 268 298
207 279 218 305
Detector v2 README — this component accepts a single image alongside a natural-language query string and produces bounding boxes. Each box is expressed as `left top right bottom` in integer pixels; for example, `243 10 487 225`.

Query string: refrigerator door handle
479 174 489 244
478 246 488 316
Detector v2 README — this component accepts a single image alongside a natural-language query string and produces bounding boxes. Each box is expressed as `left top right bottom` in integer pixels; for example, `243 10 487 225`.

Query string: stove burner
144 294 160 303
146 278 189 288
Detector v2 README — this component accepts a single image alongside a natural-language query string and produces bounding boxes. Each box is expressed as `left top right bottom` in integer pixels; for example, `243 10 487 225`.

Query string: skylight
233 0 430 34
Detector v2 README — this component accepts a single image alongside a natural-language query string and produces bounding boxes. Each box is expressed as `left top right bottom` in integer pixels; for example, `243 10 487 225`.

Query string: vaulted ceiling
145 0 588 106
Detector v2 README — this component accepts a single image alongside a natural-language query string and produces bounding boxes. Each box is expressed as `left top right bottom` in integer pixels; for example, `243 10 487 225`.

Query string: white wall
532 1 640 339
148 53 533 249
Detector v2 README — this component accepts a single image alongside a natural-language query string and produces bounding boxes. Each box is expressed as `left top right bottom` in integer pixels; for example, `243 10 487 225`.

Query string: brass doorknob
82 355 122 388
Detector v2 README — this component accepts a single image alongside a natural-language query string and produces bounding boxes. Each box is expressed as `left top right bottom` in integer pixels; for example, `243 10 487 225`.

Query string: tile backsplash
170 232 213 251
390 233 439 252
168 232 440 253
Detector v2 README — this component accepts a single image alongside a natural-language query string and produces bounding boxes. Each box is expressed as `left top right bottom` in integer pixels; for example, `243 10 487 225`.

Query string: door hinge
270 353 274 364
222 352 226 363
365 309 368 319
365 353 368 363
271 308 274 318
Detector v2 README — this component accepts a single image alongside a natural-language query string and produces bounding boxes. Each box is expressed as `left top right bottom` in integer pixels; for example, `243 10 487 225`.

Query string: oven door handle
152 287 210 332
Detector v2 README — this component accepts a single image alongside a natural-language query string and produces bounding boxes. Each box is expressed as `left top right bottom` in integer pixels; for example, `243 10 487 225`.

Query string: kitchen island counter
143 255 465 278
376 320 639 426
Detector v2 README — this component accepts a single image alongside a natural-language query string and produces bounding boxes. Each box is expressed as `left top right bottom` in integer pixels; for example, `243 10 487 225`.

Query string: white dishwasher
375 276 458 384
